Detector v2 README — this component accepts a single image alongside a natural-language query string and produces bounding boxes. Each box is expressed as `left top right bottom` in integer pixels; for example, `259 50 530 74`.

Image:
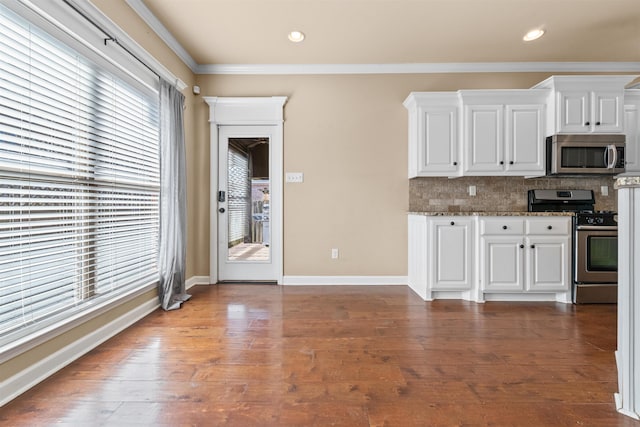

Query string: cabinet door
464 105 503 173
505 104 545 175
624 102 640 173
557 90 590 133
429 219 472 290
417 106 459 175
526 236 569 292
481 236 523 292
593 91 623 133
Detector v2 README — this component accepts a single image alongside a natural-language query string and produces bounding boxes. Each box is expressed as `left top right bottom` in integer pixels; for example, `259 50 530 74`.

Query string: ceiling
132 0 640 70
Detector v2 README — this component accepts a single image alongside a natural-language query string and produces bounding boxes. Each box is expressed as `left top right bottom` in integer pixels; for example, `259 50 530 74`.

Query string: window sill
0 283 158 364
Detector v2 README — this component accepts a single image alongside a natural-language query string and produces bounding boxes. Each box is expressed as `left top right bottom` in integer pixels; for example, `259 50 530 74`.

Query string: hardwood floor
1 285 637 426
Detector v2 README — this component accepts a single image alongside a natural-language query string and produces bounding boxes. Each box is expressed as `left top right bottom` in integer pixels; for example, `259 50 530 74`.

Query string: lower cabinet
408 215 474 301
479 217 571 301
408 214 571 302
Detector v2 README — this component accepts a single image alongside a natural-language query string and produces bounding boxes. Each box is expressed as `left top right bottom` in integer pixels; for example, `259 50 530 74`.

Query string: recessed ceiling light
523 28 545 42
288 31 305 43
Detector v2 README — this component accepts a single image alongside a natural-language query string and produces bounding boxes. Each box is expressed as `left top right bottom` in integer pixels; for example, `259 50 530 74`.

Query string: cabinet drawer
480 218 524 235
526 218 570 235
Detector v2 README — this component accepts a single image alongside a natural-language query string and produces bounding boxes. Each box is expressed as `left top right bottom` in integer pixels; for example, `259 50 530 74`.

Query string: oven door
574 227 618 283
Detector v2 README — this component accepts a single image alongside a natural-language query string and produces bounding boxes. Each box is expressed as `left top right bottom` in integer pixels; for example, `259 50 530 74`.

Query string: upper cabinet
533 76 635 135
404 93 460 178
404 76 639 178
459 90 546 177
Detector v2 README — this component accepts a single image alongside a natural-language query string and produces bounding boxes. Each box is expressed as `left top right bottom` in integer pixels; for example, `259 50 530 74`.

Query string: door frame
203 96 287 284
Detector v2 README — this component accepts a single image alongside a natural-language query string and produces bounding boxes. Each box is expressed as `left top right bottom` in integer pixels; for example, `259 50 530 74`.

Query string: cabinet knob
509 161 514 165
500 161 504 165
585 121 590 126
596 121 601 126
502 225 507 230
453 161 457 166
450 221 455 226
519 244 524 249
547 225 552 230
531 244 536 249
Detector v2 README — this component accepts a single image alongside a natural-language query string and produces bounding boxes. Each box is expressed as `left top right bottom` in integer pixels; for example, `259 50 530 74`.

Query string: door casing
203 96 287 284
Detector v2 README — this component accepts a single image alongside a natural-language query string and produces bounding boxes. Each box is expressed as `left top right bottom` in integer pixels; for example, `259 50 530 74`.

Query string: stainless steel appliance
573 211 617 303
546 134 625 175
527 189 618 304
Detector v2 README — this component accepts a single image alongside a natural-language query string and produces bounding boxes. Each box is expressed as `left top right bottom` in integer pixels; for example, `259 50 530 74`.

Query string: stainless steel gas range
528 189 618 304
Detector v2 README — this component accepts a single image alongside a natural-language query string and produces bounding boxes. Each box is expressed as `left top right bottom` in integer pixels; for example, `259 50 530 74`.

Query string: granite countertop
615 176 640 189
408 211 575 217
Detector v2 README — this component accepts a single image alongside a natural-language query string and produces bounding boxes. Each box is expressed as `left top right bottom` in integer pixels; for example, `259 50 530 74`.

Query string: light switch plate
286 172 304 183
601 185 609 196
469 185 477 196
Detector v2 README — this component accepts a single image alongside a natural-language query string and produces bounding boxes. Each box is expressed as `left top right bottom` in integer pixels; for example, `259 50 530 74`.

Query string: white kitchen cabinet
429 218 474 291
404 93 460 177
407 214 474 301
533 76 635 135
460 91 546 177
479 217 571 300
624 91 640 173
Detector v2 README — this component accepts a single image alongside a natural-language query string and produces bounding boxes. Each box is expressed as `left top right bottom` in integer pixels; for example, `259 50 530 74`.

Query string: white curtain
158 79 190 310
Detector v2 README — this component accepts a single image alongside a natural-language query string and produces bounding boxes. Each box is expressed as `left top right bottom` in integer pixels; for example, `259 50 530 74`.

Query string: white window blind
227 146 249 246
0 4 160 344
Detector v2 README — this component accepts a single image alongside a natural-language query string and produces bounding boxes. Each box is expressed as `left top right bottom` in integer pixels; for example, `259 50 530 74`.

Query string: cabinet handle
502 225 508 230
453 161 457 166
450 221 455 226
596 121 601 126
585 121 590 126
547 225 552 230
520 244 524 249
531 244 536 249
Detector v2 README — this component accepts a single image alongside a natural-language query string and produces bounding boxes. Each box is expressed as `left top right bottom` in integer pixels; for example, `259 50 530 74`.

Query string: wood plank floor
1 284 637 426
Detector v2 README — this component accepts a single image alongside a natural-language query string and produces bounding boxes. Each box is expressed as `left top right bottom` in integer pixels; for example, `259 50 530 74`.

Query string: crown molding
122 1 640 77
196 62 640 75
124 0 198 72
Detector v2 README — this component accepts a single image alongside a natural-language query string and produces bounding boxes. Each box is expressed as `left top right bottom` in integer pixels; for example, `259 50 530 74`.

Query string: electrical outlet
286 172 304 183
469 185 477 196
601 185 609 196
331 248 339 259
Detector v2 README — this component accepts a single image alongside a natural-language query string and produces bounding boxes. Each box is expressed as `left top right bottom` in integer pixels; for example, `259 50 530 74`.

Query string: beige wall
194 72 593 277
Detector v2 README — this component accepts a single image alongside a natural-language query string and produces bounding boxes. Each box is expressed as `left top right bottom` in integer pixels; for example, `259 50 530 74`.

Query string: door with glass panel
217 126 277 281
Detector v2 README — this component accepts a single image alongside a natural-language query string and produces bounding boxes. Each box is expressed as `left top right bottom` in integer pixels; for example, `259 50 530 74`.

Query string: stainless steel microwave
546 134 625 175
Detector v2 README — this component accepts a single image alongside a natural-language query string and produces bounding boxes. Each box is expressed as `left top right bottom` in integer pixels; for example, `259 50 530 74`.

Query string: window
0 4 160 347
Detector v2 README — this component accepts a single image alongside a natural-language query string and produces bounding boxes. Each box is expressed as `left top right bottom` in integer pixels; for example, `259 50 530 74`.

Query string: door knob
219 208 225 213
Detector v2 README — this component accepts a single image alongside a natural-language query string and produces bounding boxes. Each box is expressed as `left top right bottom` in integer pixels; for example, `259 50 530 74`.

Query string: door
429 219 473 290
464 105 503 173
505 104 544 175
419 106 459 175
481 236 523 292
558 90 590 133
217 125 280 281
526 236 569 292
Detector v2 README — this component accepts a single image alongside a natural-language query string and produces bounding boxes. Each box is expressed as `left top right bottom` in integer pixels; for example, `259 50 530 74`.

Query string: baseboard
281 275 408 286
186 276 210 289
0 296 159 407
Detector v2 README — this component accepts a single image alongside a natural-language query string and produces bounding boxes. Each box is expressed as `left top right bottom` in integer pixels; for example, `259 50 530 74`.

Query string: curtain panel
158 80 190 310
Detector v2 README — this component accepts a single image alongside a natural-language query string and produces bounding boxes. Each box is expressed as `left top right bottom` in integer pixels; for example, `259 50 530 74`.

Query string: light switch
601 185 609 196
469 185 477 196
286 172 304 183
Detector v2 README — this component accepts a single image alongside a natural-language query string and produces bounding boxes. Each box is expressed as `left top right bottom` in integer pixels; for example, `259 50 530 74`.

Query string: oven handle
575 225 618 231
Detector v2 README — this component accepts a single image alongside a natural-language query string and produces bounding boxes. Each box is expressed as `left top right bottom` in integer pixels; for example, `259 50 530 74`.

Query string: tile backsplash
409 176 618 213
